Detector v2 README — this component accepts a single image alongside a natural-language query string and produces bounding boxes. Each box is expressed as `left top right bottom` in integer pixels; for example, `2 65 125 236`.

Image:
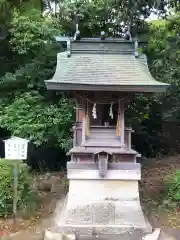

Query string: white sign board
4 137 29 160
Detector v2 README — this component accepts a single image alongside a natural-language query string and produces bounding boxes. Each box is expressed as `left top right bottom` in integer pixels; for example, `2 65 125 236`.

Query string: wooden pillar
120 100 124 146
128 128 131 149
76 106 84 122
75 104 86 146
81 112 86 146
72 125 77 147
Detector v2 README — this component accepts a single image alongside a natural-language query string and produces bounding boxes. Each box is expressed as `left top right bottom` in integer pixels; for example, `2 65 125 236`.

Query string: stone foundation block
44 230 76 240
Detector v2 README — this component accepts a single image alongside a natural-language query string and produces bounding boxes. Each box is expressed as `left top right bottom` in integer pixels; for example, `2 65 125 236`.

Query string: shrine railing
72 124 134 149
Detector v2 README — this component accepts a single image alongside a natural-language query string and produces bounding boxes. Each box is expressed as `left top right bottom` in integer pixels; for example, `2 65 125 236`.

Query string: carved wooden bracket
94 150 112 177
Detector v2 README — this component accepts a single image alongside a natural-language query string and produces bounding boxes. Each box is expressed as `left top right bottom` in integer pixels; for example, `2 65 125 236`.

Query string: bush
0 159 37 217
166 170 180 203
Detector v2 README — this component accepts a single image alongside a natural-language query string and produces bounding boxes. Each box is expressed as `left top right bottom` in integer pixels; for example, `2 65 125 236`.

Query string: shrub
166 170 180 203
0 159 37 217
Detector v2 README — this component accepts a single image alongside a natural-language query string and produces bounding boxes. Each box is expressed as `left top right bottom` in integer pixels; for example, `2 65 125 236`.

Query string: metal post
13 163 18 224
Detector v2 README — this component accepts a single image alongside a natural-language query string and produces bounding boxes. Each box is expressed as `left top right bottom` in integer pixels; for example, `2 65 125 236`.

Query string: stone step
90 132 117 137
87 135 119 140
88 135 118 140
90 129 116 133
49 226 148 239
44 229 146 240
90 131 116 136
85 142 122 147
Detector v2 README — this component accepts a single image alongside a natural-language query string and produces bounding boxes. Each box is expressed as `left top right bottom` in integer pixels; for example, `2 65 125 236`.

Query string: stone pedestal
47 163 152 239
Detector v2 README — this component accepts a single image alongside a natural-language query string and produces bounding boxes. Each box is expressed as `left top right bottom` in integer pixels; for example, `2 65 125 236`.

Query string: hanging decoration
85 112 90 136
116 101 121 136
92 103 97 119
74 94 125 137
109 103 114 119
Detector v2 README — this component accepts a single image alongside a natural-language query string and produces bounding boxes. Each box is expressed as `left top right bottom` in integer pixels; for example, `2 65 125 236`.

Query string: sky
146 12 159 21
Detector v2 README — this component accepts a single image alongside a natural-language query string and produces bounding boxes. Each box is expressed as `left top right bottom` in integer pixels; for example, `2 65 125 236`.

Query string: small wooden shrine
44 33 169 240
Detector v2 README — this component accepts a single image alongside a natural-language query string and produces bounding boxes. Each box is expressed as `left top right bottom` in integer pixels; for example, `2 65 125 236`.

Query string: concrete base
44 229 161 240
143 229 161 240
44 230 76 240
47 179 151 238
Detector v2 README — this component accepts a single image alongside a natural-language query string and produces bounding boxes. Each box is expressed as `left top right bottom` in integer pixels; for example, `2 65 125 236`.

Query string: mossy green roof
45 40 169 93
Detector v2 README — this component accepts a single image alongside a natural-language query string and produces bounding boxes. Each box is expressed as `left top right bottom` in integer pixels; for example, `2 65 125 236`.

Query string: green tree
0 91 73 149
0 9 74 151
53 0 179 37
0 0 179 158
130 14 180 156
148 14 180 121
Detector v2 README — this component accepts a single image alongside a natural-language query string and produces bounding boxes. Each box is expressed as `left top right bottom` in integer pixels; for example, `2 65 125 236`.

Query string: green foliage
0 0 179 160
0 159 37 217
147 14 180 122
166 170 180 203
0 39 74 150
52 0 179 38
0 42 61 93
0 0 41 24
55 0 149 37
0 9 74 152
124 14 180 156
0 92 74 150
9 9 61 55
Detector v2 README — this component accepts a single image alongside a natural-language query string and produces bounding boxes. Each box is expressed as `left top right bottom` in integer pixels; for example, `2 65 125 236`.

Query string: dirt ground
141 155 180 228
0 172 67 239
1 155 180 239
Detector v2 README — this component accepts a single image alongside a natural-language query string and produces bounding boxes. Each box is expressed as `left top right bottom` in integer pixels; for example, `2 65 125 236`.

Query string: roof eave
45 81 170 93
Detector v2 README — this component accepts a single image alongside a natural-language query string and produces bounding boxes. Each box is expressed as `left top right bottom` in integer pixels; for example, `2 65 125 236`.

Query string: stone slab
67 169 141 180
65 204 93 225
48 179 150 238
48 225 147 236
67 162 141 170
6 228 180 240
61 200 146 227
44 229 147 240
68 180 139 201
91 202 115 224
68 147 138 155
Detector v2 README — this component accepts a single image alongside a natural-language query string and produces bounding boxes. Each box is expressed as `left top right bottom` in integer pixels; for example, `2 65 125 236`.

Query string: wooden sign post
4 137 29 224
12 162 18 222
